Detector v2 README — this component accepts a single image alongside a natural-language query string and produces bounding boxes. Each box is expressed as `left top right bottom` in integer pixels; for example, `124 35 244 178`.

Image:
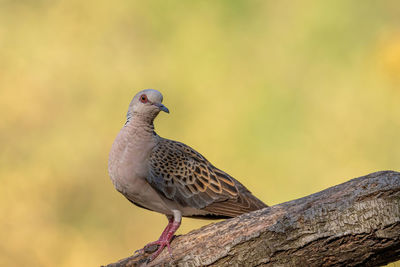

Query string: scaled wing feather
147 139 267 217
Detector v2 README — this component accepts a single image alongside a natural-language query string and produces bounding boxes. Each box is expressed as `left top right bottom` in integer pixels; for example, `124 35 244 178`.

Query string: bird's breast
108 127 155 196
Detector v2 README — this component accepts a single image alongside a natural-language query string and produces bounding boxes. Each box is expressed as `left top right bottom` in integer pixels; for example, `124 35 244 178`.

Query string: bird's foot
135 214 181 262
146 238 174 262
134 235 176 258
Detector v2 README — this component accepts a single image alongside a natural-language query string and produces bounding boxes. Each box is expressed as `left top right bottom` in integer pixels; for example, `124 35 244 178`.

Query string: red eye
140 94 148 103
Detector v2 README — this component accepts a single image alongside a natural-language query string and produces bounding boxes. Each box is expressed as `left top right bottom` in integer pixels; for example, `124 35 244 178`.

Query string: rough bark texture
103 170 400 267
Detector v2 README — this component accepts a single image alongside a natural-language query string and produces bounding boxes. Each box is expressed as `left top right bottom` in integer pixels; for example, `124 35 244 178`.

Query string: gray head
127 89 169 122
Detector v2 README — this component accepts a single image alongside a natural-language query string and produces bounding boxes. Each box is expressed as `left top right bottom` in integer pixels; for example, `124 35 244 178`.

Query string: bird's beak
154 103 170 113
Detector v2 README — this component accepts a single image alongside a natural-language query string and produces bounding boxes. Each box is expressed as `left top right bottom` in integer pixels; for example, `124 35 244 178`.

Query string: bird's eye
140 94 148 103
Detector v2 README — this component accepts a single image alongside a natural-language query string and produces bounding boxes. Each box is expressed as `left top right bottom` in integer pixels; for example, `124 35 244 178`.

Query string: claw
147 240 170 261
134 248 144 255
135 211 182 262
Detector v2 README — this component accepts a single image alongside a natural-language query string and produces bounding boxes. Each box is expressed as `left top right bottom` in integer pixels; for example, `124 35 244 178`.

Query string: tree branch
103 171 400 267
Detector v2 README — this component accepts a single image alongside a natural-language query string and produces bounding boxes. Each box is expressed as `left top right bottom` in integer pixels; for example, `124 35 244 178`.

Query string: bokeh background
1 1 399 266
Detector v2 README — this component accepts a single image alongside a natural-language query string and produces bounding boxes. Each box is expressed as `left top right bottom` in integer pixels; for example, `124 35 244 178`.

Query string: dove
108 89 267 261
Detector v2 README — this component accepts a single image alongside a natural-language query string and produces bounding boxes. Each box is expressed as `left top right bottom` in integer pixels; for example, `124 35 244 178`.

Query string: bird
108 89 267 262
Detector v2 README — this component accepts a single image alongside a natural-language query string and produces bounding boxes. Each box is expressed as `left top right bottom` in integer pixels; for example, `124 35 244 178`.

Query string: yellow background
1 1 399 266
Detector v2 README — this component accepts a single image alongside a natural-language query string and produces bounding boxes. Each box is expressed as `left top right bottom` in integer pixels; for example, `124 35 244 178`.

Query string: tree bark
103 170 400 267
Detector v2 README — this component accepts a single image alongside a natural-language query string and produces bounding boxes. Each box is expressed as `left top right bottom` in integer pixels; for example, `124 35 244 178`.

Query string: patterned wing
147 138 267 217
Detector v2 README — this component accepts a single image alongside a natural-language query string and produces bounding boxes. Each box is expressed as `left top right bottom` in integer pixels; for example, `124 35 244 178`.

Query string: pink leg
139 210 182 262
140 216 174 249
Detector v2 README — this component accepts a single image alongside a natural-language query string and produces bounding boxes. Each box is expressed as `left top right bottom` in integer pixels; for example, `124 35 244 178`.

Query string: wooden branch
103 171 400 267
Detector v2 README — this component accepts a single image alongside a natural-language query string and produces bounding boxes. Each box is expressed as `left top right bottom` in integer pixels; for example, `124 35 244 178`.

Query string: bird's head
127 89 169 122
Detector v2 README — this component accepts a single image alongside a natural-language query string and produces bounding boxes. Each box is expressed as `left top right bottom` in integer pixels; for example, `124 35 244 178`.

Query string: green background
1 1 399 266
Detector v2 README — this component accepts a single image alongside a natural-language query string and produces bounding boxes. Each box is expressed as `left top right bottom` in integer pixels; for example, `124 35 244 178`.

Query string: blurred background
1 1 399 266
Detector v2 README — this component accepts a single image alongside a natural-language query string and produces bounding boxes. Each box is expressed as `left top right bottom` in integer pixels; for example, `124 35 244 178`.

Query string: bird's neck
124 114 157 139
108 113 158 192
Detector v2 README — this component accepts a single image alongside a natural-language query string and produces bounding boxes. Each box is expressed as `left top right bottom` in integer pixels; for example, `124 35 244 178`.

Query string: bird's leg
134 215 173 255
159 215 175 240
146 210 182 262
141 215 174 250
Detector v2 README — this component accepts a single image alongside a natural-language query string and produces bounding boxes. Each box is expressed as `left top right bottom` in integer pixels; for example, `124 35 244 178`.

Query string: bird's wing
147 138 267 217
